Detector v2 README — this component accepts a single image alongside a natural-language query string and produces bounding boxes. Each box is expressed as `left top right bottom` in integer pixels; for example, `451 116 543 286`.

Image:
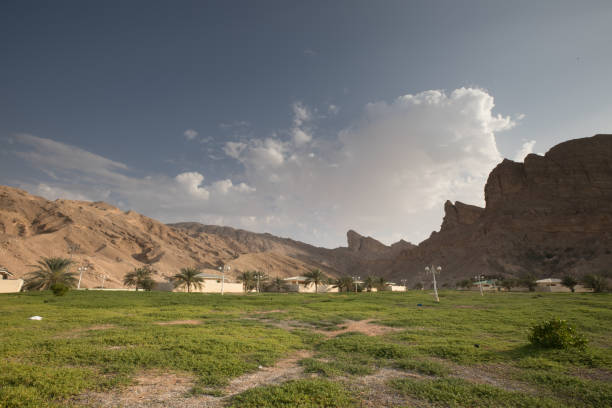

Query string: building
472 279 498 292
535 278 593 293
283 276 338 293
0 267 24 293
153 270 243 293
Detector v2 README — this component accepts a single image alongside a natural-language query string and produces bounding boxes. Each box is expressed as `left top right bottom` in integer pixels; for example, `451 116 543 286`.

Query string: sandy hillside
0 186 337 288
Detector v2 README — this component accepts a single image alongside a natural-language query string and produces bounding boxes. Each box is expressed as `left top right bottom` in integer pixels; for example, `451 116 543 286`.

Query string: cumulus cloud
175 172 210 200
514 140 536 162
222 88 516 245
184 129 198 140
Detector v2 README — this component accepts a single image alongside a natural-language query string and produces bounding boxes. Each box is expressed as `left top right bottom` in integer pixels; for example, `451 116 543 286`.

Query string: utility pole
77 265 88 289
219 264 230 295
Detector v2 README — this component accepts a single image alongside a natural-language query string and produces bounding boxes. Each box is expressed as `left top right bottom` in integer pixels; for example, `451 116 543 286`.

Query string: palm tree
333 276 354 293
172 267 204 293
123 266 155 291
238 271 256 292
363 276 376 292
23 257 77 291
376 276 387 291
561 275 578 293
304 269 326 293
268 277 288 293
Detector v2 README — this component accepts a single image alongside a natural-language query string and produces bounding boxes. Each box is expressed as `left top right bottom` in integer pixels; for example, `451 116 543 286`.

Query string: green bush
528 318 587 350
50 283 69 296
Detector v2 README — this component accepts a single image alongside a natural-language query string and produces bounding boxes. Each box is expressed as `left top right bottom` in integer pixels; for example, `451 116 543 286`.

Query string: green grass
0 290 611 407
228 379 356 407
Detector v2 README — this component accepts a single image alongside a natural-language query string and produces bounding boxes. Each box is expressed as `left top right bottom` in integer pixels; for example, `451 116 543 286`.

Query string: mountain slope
386 134 612 285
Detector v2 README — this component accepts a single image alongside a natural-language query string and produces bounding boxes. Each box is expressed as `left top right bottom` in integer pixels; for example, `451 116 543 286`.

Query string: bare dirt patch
443 361 536 393
75 350 313 408
154 320 201 326
317 319 402 338
344 368 428 408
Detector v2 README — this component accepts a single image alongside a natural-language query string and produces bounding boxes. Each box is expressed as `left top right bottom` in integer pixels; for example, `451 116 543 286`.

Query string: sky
1 0 611 248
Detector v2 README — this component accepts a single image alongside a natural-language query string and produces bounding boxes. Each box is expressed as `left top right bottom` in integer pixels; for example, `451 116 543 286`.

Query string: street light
352 276 360 293
77 265 88 289
475 274 485 296
218 264 230 295
425 265 441 302
401 279 408 292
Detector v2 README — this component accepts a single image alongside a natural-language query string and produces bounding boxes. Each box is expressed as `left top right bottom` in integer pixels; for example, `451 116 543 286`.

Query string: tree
304 269 326 293
172 267 204 293
252 271 269 292
582 274 608 293
376 276 387 291
265 277 289 293
123 266 155 291
561 275 578 293
363 276 376 292
500 278 514 292
458 279 472 289
333 276 354 293
519 274 537 292
23 257 77 291
238 271 256 292
413 282 424 290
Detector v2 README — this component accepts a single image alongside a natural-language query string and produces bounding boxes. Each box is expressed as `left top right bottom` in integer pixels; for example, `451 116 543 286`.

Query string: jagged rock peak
485 134 612 210
440 200 484 231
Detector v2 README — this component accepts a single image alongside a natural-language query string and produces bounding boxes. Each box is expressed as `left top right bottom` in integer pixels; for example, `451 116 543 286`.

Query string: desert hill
385 134 612 285
0 187 411 287
0 187 348 287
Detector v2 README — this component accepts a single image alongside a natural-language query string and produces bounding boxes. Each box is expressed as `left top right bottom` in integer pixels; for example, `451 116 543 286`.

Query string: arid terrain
1 134 611 287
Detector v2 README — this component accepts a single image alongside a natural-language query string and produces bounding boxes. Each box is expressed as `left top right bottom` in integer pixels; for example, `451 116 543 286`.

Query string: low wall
0 279 24 293
154 280 244 293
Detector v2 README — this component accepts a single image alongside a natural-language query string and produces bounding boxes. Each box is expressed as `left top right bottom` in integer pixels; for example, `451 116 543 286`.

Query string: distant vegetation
171 267 204 293
122 265 155 291
23 257 77 291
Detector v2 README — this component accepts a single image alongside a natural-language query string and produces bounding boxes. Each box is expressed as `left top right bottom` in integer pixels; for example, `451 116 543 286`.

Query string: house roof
284 276 308 281
196 273 224 280
0 267 13 276
536 278 562 284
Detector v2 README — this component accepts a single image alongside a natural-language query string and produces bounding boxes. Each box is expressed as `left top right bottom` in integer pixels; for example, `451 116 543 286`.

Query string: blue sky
1 0 611 247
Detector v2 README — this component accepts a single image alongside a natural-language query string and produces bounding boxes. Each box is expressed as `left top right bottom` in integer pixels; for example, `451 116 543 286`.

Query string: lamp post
218 264 230 295
77 265 88 289
101 274 107 289
352 276 360 293
425 265 441 302
401 279 408 292
475 274 485 296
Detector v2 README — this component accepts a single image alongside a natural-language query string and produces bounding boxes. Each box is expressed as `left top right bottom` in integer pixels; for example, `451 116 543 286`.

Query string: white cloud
513 140 536 162
184 129 198 140
175 172 210 200
292 102 311 127
328 104 340 115
220 87 516 246
291 128 312 146
223 142 247 159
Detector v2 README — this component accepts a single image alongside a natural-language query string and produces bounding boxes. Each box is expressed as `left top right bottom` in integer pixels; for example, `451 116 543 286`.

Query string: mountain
2 134 610 289
0 187 413 287
385 134 612 285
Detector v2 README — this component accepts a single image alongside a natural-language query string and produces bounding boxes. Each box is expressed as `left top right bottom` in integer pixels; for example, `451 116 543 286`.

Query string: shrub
582 274 608 293
50 283 69 296
528 318 587 350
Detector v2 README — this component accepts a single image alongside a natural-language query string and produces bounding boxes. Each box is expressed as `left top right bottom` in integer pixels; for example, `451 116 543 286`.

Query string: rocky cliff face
387 134 612 285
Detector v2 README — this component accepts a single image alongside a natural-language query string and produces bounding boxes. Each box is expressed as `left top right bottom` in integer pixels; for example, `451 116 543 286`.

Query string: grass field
1 290 611 407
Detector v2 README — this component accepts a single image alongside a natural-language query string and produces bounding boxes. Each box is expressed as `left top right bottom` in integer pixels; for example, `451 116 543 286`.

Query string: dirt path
75 350 313 408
